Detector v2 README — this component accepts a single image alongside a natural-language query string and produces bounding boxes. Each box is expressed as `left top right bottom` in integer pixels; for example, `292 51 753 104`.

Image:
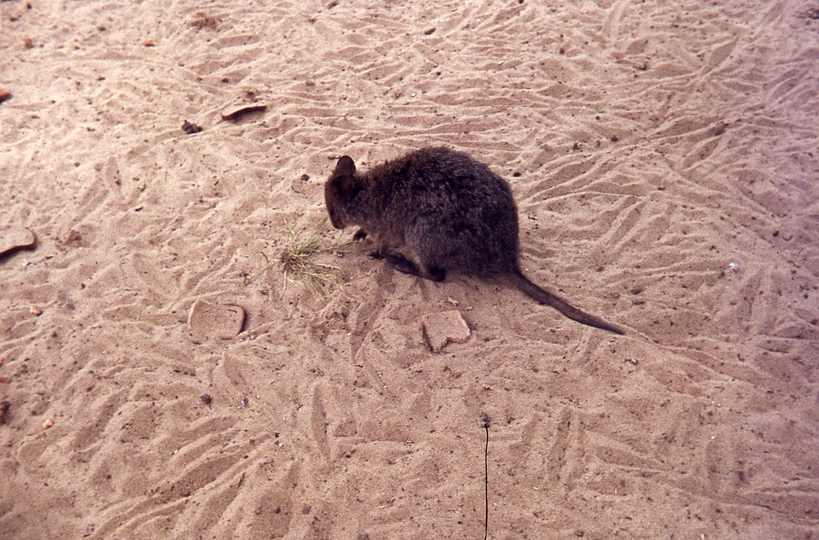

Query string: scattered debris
188 300 246 343
181 120 202 134
0 226 36 255
64 229 85 247
728 262 740 272
801 7 819 19
221 104 267 120
190 13 221 30
422 310 471 352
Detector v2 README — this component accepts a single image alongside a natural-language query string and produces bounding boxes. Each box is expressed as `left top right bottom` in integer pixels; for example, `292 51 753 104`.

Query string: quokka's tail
512 270 624 335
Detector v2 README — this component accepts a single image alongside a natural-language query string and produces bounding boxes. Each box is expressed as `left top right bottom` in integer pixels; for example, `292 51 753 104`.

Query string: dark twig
481 412 491 540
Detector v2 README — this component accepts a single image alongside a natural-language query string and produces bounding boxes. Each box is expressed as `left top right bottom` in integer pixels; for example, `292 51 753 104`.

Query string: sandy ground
2 0 819 538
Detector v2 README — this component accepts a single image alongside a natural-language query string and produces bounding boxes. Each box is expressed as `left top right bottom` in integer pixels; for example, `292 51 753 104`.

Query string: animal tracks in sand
1 0 818 538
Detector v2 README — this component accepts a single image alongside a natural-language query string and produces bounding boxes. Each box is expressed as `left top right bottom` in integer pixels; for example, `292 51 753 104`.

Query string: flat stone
221 103 267 120
0 227 36 256
422 310 470 352
188 300 245 344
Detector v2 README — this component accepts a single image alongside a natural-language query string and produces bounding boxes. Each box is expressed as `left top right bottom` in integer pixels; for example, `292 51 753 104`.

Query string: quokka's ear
329 173 355 199
334 155 356 176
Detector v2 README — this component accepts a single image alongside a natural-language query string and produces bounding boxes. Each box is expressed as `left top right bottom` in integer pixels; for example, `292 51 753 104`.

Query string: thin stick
482 413 491 540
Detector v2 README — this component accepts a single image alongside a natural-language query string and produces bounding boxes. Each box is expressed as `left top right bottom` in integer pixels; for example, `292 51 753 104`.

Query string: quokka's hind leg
377 250 446 282
380 252 422 277
420 263 446 282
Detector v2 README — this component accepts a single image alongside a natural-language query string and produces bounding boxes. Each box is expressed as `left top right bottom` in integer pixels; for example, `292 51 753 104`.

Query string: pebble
181 120 202 134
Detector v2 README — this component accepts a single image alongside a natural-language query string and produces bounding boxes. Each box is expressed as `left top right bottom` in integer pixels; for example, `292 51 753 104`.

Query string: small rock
0 401 10 425
0 226 36 256
29 305 43 316
422 310 470 352
188 300 245 344
181 120 202 134
42 418 54 429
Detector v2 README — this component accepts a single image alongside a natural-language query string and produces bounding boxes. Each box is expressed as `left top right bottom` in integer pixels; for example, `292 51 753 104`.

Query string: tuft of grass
278 215 347 295
241 213 353 297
